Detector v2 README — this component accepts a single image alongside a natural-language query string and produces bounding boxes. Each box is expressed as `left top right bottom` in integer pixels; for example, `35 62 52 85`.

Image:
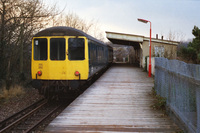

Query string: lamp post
138 18 152 77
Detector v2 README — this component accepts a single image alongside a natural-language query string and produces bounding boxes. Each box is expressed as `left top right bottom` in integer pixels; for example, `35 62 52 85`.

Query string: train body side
88 40 111 78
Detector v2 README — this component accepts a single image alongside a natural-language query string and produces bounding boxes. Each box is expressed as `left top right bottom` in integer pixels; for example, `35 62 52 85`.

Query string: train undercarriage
32 65 110 100
32 80 89 99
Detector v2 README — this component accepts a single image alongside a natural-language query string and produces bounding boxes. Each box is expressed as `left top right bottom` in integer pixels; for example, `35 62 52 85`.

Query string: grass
151 87 167 111
0 85 25 104
151 87 185 133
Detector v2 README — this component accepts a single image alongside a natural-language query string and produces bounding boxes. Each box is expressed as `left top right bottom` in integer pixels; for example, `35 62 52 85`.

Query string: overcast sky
45 0 200 41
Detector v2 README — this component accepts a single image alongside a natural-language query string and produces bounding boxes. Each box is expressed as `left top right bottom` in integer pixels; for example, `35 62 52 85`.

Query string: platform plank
45 65 179 133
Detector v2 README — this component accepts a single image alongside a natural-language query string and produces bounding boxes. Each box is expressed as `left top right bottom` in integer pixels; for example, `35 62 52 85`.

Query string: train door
48 37 67 80
32 38 49 80
66 37 89 80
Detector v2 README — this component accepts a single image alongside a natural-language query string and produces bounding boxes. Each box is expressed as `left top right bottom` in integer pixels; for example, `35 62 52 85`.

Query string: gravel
0 88 43 122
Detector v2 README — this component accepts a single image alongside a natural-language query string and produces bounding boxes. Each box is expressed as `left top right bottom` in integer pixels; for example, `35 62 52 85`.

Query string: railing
154 57 200 133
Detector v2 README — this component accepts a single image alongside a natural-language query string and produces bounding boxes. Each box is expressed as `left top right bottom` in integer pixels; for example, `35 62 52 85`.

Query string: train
31 26 113 97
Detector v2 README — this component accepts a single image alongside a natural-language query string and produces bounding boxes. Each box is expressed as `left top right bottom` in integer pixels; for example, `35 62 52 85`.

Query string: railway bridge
45 64 182 132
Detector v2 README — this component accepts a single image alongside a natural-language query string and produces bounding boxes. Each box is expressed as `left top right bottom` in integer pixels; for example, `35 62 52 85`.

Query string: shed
106 31 179 68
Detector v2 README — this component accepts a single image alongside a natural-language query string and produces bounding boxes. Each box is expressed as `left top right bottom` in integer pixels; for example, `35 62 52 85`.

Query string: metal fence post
197 88 200 133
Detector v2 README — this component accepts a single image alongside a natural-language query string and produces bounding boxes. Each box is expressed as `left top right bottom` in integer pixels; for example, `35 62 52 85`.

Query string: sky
44 0 200 41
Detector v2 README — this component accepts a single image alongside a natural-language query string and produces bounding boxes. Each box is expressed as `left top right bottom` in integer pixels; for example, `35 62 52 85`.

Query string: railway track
0 67 107 133
0 98 68 133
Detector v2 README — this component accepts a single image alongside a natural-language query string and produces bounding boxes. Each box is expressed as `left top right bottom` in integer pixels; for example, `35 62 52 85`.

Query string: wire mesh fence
154 57 200 133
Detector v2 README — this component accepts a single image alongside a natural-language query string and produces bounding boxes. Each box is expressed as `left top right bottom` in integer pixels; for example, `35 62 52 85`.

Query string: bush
0 85 25 103
151 87 167 111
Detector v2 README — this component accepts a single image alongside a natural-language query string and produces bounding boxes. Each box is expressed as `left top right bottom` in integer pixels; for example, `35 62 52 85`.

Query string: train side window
34 38 47 60
68 38 85 60
50 38 66 60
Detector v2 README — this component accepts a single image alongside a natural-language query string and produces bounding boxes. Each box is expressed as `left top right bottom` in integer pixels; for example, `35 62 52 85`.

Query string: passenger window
50 38 65 60
34 38 47 60
68 38 85 60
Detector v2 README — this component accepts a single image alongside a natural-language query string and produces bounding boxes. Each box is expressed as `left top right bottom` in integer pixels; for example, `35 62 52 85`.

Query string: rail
0 98 67 133
0 94 80 132
24 104 62 133
0 99 48 132
0 99 46 129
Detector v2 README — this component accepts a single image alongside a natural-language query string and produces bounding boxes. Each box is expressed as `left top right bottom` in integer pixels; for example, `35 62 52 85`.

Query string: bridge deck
45 64 179 133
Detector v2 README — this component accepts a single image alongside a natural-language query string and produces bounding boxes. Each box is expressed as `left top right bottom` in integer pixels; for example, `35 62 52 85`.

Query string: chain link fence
154 57 200 133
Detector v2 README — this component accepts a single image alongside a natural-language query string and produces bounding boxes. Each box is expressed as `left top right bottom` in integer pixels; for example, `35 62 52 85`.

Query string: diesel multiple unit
31 26 113 97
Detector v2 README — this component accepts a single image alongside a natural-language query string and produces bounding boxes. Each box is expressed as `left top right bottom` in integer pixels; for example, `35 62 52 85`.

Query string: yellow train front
31 27 113 97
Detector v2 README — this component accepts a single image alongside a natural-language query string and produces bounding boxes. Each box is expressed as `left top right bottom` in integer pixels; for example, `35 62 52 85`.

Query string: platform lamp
138 18 152 77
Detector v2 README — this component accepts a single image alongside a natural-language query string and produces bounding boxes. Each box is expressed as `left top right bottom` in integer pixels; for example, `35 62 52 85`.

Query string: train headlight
37 71 42 76
75 71 80 76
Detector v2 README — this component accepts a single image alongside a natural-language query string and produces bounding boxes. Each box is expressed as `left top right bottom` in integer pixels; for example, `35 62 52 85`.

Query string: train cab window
34 38 47 60
50 38 65 60
68 38 85 60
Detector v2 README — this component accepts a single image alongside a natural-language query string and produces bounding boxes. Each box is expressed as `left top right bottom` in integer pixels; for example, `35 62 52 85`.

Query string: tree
167 30 185 42
178 26 200 64
189 26 200 63
51 12 105 41
0 0 58 88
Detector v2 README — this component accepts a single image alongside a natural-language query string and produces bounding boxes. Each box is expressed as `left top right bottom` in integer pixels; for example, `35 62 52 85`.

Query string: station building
106 31 179 68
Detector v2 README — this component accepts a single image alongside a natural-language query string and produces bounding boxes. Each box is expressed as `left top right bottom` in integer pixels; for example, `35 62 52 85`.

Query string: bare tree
167 30 185 42
0 0 58 88
51 12 106 41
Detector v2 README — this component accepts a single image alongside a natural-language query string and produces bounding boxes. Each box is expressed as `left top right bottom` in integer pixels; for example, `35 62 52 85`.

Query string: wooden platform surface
45 65 179 133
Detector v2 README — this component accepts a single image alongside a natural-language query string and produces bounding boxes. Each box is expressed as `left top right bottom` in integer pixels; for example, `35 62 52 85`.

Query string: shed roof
106 31 179 47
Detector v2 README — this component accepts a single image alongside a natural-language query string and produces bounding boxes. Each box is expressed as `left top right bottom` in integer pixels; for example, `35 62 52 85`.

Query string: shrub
0 85 25 103
151 87 167 111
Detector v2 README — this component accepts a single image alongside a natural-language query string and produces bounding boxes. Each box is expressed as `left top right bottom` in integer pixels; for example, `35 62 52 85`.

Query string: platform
45 64 179 133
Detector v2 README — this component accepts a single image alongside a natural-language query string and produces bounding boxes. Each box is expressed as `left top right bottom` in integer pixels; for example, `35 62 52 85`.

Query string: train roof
33 26 108 46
